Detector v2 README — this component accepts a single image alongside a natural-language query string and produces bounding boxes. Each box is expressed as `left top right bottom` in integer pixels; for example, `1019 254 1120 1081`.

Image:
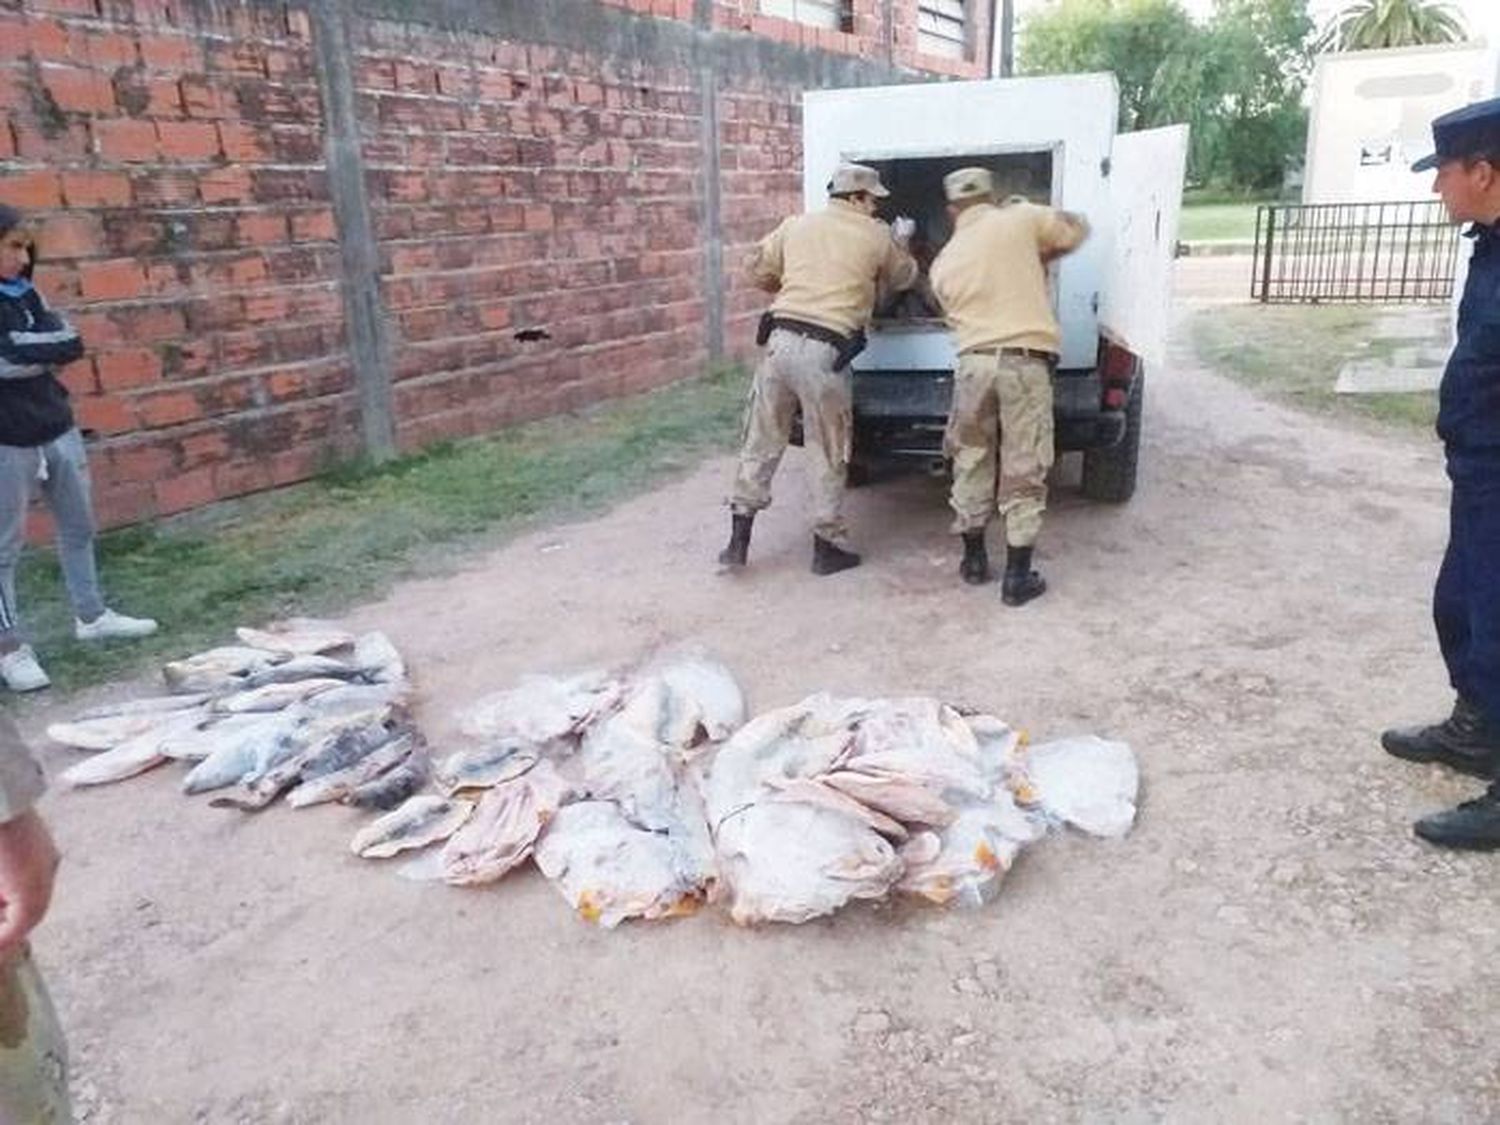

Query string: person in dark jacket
0 204 156 692
1382 98 1500 848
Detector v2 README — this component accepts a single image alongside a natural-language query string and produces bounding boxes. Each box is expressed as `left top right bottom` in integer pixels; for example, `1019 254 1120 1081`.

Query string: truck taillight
1098 340 1138 409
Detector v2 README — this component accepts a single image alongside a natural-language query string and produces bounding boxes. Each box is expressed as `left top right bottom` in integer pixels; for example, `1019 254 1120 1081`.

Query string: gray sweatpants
0 430 105 637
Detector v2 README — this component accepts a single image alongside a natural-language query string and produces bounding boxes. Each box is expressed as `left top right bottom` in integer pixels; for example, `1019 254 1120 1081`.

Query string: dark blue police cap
1413 96 1500 172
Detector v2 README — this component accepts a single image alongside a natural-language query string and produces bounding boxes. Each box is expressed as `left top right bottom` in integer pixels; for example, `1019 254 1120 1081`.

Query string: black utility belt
757 312 867 368
966 345 1059 366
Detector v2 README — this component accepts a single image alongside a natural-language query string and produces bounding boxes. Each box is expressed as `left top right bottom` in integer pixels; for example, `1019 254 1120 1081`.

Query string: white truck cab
801 74 1188 500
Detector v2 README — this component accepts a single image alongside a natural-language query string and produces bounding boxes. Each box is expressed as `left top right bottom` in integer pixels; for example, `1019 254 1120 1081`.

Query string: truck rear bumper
849 368 1124 459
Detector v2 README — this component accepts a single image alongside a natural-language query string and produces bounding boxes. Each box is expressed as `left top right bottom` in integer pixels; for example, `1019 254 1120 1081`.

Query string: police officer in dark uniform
1383 96 1500 849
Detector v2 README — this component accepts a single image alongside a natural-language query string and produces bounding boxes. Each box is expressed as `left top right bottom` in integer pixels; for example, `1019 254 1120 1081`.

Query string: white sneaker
75 608 159 642
0 645 51 692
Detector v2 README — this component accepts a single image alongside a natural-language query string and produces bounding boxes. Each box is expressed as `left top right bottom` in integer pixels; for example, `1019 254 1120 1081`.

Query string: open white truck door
1098 125 1189 372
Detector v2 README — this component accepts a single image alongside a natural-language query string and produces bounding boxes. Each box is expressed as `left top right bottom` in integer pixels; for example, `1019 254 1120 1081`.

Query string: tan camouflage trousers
729 329 854 547
0 950 70 1124
946 350 1055 546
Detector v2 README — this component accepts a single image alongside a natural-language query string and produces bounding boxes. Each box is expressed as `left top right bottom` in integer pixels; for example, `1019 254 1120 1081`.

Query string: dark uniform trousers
1436 222 1500 729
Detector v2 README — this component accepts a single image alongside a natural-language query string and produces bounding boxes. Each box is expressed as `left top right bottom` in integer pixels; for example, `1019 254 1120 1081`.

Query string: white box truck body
800 74 1187 500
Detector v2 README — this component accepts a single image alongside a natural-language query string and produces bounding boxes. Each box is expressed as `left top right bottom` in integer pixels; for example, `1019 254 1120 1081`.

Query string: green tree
1019 0 1314 191
1316 0 1468 51
1200 0 1314 189
1018 0 1207 132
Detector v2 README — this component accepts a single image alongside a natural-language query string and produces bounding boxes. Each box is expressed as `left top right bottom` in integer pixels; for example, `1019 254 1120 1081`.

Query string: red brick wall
0 1 357 527
353 26 711 450
719 77 804 352
0 0 988 528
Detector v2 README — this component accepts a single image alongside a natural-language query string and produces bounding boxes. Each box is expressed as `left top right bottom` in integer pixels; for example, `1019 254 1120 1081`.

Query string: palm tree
1316 0 1467 52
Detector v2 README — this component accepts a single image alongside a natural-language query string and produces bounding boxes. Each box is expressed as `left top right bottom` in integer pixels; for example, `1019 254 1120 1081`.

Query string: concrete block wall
0 0 988 527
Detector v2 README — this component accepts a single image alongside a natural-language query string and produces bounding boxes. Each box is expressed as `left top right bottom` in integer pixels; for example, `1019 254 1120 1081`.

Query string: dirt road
22 291 1498 1122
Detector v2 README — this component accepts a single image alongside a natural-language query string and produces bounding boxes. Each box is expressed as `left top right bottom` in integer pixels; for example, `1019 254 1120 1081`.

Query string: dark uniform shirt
1441 222 1500 479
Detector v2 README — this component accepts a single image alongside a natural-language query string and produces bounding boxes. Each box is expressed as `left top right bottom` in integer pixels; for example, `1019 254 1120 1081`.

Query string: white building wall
1303 42 1497 205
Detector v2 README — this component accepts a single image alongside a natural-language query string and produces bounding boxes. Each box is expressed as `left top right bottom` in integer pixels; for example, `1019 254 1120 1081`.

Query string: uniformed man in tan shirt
0 714 69 1123
929 167 1089 605
720 163 918 575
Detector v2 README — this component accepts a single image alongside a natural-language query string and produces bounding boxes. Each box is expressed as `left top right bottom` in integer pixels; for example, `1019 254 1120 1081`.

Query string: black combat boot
959 531 990 586
718 513 754 568
1000 544 1046 607
1414 781 1500 850
1381 697 1500 779
811 536 861 576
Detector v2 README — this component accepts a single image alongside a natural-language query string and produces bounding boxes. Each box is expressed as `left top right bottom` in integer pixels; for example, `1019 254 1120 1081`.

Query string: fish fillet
350 795 474 859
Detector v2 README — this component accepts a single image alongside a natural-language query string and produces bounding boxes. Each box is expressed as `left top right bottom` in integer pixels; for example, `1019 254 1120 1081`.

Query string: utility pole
989 0 1015 77
1000 0 1015 76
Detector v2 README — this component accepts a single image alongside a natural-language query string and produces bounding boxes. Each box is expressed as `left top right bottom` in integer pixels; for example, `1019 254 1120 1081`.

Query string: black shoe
1000 544 1045 606
718 514 754 568
811 536 861 576
959 531 990 586
1382 697 1500 779
1414 782 1500 850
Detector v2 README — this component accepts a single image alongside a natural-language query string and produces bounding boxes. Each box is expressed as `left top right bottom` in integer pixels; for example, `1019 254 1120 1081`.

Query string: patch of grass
1191 305 1439 433
16 366 749 694
1182 186 1280 207
1179 203 1261 243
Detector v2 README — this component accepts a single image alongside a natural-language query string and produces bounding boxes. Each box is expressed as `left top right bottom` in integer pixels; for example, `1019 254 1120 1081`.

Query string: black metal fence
1252 200 1462 304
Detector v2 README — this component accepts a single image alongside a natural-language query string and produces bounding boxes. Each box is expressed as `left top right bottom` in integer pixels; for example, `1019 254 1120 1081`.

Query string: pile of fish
51 635 1139 928
358 654 1139 928
49 620 420 811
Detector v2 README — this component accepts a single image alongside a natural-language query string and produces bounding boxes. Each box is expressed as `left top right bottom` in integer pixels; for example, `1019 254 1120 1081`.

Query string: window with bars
918 0 968 59
758 0 854 33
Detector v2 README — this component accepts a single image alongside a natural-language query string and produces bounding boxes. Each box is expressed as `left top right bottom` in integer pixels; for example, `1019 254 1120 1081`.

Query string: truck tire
1081 372 1143 503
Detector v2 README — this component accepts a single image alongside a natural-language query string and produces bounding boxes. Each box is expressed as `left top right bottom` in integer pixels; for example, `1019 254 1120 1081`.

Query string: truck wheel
1081 373 1144 503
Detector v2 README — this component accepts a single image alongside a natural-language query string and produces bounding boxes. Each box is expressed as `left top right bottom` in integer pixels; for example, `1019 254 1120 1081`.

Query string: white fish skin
613 678 697 750
236 619 353 656
820 769 957 828
350 796 474 859
211 724 407 812
714 802 902 926
47 711 191 752
59 713 201 787
212 678 347 714
434 739 538 795
458 670 624 744
341 754 428 811
296 715 403 780
163 646 284 693
181 712 305 794
575 714 680 831
649 652 747 743
157 714 271 762
303 683 408 718
76 693 212 721
766 777 909 841
239 655 364 690
287 735 415 808
352 631 405 684
436 760 574 886
533 801 701 927
699 696 857 829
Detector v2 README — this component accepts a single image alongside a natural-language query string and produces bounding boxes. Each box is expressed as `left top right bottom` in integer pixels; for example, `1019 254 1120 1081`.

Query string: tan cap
828 162 890 198
944 166 994 203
